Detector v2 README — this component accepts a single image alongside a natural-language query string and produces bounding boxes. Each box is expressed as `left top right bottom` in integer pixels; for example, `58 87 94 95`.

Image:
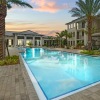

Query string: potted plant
28 42 33 48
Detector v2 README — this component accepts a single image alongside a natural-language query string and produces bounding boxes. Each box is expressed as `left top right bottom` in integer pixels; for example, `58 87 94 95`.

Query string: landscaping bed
80 50 100 56
0 55 19 66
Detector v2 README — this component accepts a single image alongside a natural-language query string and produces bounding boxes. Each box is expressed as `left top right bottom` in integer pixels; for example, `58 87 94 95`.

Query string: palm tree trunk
66 36 67 46
5 40 10 56
60 38 62 48
87 16 92 51
0 0 7 59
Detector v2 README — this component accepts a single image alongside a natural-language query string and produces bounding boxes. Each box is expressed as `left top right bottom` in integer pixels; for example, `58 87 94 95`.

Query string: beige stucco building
65 16 100 48
5 30 51 47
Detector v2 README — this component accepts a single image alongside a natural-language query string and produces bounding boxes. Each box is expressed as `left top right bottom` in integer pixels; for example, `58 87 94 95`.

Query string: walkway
0 55 39 100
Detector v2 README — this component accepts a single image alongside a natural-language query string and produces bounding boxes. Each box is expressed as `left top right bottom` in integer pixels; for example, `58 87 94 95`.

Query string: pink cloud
32 0 69 13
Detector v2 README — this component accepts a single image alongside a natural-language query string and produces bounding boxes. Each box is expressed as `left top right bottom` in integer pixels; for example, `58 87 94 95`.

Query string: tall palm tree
56 32 60 47
0 0 32 59
56 32 64 47
70 0 100 50
62 30 70 46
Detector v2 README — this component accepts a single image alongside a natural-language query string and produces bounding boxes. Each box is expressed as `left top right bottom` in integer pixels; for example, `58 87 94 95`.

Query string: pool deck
0 63 39 100
1 47 100 100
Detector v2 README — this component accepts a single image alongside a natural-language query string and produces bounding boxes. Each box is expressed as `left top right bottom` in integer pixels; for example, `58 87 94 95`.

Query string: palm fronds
6 0 33 9
70 0 100 17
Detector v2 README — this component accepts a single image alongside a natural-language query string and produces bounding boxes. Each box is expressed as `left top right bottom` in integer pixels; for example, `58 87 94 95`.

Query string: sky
6 0 77 36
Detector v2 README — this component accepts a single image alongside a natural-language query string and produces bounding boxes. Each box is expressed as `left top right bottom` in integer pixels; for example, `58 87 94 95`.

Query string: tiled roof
5 30 45 37
65 16 86 25
5 31 15 36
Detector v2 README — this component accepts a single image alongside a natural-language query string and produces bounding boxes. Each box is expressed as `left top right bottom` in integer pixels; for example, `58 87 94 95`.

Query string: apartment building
65 16 100 48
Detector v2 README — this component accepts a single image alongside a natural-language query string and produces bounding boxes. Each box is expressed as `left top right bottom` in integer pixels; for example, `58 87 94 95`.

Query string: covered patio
5 30 45 47
5 30 57 48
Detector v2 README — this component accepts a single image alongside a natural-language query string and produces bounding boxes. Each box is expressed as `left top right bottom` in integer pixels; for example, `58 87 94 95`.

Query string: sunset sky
6 0 77 36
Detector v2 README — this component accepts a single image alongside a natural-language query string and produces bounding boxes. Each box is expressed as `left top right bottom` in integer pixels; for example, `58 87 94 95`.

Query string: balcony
77 22 86 30
77 35 84 40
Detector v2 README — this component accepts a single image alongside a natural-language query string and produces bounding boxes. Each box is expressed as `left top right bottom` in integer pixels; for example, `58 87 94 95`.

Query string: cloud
6 21 50 32
32 0 69 13
34 30 60 36
6 21 60 36
46 30 59 36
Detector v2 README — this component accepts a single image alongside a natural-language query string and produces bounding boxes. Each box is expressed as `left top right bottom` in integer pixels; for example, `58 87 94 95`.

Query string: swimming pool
21 48 100 100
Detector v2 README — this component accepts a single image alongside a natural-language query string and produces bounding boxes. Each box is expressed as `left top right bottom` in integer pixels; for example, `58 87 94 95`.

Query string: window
71 41 73 45
18 39 23 46
35 37 40 40
73 41 75 45
73 32 75 37
26 40 32 46
82 22 85 28
9 39 12 46
82 31 84 36
77 32 79 39
27 37 33 39
17 36 24 39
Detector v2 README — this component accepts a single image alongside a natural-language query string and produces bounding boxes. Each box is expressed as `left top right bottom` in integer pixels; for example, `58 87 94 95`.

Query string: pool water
21 48 100 100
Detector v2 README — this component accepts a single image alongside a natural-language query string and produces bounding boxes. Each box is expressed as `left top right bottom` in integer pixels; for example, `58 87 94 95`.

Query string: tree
70 0 100 50
56 32 64 47
0 0 32 59
62 30 72 46
47 36 54 47
67 33 72 39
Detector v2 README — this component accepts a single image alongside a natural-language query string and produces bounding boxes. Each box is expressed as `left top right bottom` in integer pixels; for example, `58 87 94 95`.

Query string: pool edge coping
19 54 47 100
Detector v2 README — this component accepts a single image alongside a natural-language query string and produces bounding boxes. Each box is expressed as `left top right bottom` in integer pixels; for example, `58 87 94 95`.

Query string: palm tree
67 33 72 39
70 0 100 50
0 0 32 59
62 30 70 46
62 30 72 47
47 36 54 47
56 32 64 47
56 32 60 47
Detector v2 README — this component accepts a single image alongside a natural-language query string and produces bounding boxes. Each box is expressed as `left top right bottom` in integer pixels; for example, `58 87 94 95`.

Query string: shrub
94 51 100 55
27 42 33 48
80 50 100 55
0 60 5 66
0 55 19 66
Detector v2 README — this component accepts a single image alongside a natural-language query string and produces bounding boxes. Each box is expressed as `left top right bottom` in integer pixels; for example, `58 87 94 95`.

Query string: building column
75 22 77 47
13 38 14 47
42 37 44 45
15 35 17 47
40 37 43 47
33 36 35 47
24 36 26 46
